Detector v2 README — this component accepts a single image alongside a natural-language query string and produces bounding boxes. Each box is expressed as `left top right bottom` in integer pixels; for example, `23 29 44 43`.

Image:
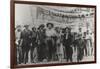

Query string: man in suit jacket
19 25 31 64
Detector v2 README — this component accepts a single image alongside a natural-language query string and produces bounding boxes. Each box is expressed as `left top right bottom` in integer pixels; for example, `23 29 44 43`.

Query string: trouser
73 40 77 52
56 44 60 60
65 46 73 62
84 46 87 56
16 43 22 64
22 45 30 64
46 39 56 61
31 38 37 62
17 46 22 64
87 40 92 56
77 47 84 62
37 42 47 62
57 43 64 61
31 44 35 63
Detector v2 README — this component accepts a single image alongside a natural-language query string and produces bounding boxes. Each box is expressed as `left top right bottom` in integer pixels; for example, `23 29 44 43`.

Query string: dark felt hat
38 24 45 29
46 23 54 28
65 27 71 30
24 25 29 27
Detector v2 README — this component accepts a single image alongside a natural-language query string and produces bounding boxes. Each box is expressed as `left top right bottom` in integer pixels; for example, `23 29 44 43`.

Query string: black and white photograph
14 2 96 66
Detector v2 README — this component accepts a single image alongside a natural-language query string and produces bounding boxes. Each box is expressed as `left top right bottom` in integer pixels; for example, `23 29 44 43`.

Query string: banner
36 6 94 29
36 7 80 23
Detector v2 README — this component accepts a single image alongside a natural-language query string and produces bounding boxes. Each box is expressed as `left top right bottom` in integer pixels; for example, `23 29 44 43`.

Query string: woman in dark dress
37 24 47 62
62 27 73 62
77 34 84 62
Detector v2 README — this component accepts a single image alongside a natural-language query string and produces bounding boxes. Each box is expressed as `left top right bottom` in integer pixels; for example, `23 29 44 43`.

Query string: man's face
48 24 52 29
25 26 29 30
56 27 60 32
40 27 44 30
84 32 86 36
17 28 21 32
32 28 36 31
79 28 82 32
65 29 69 33
57 28 60 33
87 30 89 34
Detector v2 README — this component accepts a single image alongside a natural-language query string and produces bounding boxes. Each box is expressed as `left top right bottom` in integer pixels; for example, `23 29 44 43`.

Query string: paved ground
17 48 94 65
17 45 94 65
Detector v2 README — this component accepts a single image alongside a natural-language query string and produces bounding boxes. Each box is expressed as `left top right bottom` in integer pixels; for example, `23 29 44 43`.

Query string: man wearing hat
19 24 31 64
45 23 56 61
15 25 22 64
85 30 92 56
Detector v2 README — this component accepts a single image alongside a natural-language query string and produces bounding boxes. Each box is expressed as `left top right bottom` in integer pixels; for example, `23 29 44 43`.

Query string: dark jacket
20 29 31 47
63 33 73 47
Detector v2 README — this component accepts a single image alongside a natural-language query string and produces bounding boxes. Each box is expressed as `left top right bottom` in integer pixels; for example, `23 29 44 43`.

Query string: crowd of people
15 23 94 64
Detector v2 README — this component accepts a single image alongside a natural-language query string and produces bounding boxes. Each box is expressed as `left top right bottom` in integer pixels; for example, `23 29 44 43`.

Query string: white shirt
86 34 91 40
46 28 56 37
15 30 21 45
